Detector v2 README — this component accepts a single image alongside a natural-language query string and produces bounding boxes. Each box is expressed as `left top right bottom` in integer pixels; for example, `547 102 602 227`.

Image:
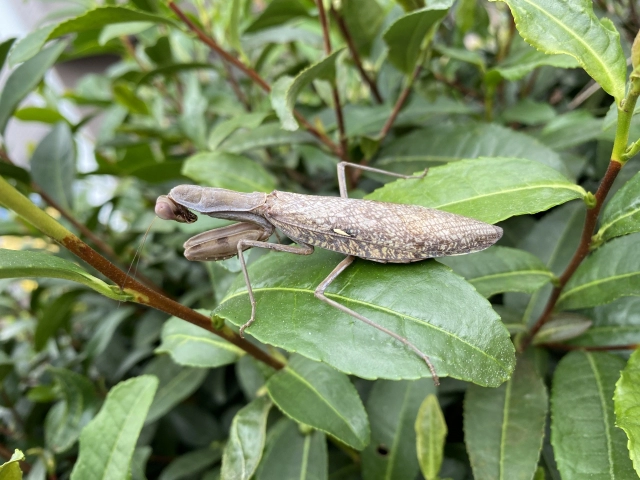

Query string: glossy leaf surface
155 317 243 368
551 351 634 479
532 315 592 345
569 297 640 347
70 376 158 480
221 396 272 480
559 232 640 310
367 158 585 224
495 0 626 103
596 170 640 243
614 349 640 476
215 250 515 385
465 356 547 480
439 246 555 298
266 355 369 450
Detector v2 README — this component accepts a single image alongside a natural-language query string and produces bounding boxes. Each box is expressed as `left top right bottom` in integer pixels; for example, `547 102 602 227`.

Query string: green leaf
44 368 99 453
0 163 30 184
375 123 570 177
536 111 604 151
266 355 369 450
221 396 272 480
182 152 276 193
14 106 66 124
143 354 208 424
8 6 177 65
551 351 634 479
501 99 556 126
494 0 626 103
219 122 317 153
362 379 435 480
0 249 131 301
568 297 640 347
271 49 344 132
70 376 159 480
98 22 153 46
532 314 592 345
159 446 223 480
215 250 515 386
415 394 447 480
558 232 640 310
155 316 243 368
465 356 548 480
367 157 585 224
383 4 451 74
0 41 67 135
257 419 327 480
113 82 149 115
208 112 269 150
340 0 384 57
614 349 640 476
30 122 76 211
0 38 15 71
596 170 640 243
244 0 311 33
0 450 24 480
439 247 555 298
35 290 83 351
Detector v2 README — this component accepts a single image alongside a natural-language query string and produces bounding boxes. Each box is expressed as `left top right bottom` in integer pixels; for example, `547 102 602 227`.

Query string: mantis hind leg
314 255 440 385
336 161 428 198
236 239 314 337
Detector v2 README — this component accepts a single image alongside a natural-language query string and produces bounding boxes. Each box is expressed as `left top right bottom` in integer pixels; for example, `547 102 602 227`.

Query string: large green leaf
155 317 243 368
493 0 626 103
30 122 76 211
558 232 640 310
182 152 277 193
568 297 640 347
614 349 640 476
551 351 634 479
362 379 436 480
143 354 208 424
0 450 24 480
374 123 569 176
70 376 159 480
215 250 515 386
383 3 452 74
0 249 131 301
596 170 640 244
367 157 585 224
244 0 311 33
271 49 344 131
44 368 99 453
415 394 447 480
221 396 272 480
0 41 67 134
8 6 177 66
439 247 555 298
465 356 548 480
266 355 369 450
219 122 317 153
257 419 327 480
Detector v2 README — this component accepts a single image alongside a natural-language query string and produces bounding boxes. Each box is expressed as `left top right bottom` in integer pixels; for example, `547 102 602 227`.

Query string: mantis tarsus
155 162 503 384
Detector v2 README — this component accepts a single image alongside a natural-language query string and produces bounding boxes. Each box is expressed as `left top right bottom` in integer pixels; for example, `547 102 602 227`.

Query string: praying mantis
155 162 503 384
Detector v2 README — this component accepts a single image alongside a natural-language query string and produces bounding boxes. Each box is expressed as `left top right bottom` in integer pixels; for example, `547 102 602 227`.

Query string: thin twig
168 1 343 158
316 0 348 159
432 72 482 99
221 60 252 111
377 63 422 142
330 5 383 104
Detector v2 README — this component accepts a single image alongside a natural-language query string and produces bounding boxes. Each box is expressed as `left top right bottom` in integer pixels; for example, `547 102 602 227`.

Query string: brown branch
377 63 422 142
168 1 343 158
316 0 348 159
522 161 622 350
221 60 252 111
330 6 383 104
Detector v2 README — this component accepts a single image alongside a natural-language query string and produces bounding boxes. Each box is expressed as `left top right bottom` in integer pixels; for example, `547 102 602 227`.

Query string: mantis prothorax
155 162 503 385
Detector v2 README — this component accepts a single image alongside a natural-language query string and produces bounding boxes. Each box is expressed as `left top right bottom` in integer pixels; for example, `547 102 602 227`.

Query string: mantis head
155 195 198 223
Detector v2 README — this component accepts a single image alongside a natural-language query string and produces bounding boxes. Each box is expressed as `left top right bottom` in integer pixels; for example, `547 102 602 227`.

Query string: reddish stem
378 63 422 142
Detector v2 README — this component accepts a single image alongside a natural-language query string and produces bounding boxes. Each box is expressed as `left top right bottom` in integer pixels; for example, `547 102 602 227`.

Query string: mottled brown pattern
259 191 502 262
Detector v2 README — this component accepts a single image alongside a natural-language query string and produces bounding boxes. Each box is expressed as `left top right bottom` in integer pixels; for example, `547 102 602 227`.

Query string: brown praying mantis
155 162 503 384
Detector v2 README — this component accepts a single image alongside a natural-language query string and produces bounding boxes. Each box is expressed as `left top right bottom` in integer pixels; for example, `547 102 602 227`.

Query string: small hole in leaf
376 444 389 456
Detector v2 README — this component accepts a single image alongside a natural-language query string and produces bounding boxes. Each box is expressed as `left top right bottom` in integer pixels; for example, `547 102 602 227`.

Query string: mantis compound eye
155 195 198 223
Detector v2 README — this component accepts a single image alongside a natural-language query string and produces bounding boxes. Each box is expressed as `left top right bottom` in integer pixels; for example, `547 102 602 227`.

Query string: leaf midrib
560 271 640 302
